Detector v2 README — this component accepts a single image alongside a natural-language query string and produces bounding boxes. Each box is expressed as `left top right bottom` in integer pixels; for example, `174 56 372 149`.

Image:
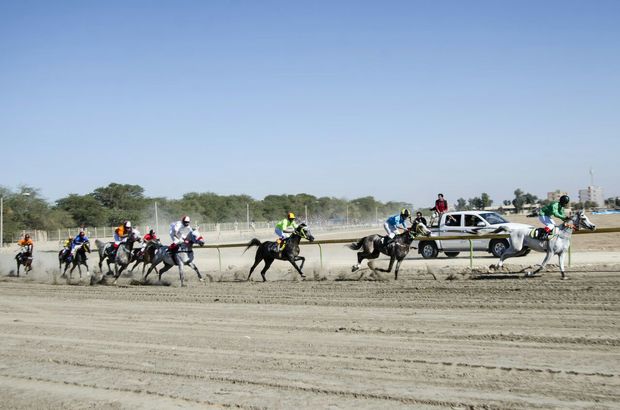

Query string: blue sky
1 0 618 207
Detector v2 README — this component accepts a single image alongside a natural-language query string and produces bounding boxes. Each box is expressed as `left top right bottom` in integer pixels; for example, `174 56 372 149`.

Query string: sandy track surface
1 272 619 409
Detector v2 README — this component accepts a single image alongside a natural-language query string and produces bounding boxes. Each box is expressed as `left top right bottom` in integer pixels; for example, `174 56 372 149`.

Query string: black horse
244 223 315 282
15 245 33 276
349 221 431 280
59 242 91 279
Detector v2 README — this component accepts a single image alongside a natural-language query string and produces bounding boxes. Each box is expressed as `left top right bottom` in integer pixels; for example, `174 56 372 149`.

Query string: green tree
455 198 468 211
56 194 108 226
480 193 492 209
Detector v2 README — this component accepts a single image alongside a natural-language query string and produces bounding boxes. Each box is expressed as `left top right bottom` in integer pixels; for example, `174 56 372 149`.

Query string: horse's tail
243 238 262 255
348 238 365 250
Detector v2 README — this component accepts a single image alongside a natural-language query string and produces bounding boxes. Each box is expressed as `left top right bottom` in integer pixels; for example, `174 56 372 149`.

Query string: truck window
445 215 461 226
465 215 482 227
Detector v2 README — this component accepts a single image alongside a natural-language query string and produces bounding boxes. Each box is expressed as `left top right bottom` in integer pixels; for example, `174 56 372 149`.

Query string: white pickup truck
417 211 534 259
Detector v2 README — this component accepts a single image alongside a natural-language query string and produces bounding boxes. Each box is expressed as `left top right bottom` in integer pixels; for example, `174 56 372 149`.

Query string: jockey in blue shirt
383 209 411 245
71 231 89 256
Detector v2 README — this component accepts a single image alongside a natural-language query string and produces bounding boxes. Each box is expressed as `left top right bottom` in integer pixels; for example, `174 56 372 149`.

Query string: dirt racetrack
1 271 619 409
1 213 619 408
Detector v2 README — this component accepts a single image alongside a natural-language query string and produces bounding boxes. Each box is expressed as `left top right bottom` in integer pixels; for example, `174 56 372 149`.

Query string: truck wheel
444 252 460 258
490 239 510 258
420 242 438 259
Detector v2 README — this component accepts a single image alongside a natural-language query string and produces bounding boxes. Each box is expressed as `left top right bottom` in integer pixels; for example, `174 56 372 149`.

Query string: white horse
95 230 142 284
490 210 595 279
143 228 211 286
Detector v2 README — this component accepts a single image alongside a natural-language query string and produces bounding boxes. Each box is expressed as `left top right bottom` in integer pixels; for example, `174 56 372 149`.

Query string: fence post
469 239 474 269
217 247 222 272
317 244 323 270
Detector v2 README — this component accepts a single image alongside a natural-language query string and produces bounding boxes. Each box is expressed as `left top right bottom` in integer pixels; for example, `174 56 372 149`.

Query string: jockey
538 195 570 240
144 229 158 242
61 236 73 257
275 212 298 250
383 209 410 245
169 216 192 260
139 229 158 254
17 234 34 258
71 230 89 256
113 221 132 248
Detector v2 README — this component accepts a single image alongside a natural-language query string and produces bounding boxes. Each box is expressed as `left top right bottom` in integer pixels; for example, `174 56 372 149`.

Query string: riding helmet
124 221 132 229
559 195 570 206
400 209 411 218
182 215 191 226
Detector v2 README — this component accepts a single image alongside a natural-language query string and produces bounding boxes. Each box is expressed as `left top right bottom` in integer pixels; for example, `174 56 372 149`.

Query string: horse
143 229 209 286
15 245 33 276
59 242 91 279
349 221 432 280
489 210 596 279
244 223 315 282
95 230 142 283
130 238 161 275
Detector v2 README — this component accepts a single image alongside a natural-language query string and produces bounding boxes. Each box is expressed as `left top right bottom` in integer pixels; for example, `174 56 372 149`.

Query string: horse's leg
248 252 264 281
129 259 140 272
177 260 185 287
527 250 554 278
294 255 305 271
376 254 396 273
287 256 306 279
157 263 173 282
558 251 568 280
188 262 211 282
495 239 521 270
16 260 20 277
393 258 404 280
260 258 275 282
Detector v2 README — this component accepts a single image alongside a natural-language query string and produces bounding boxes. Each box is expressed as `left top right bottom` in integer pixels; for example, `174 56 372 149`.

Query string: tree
455 198 468 211
480 193 492 209
56 194 108 226
92 183 148 224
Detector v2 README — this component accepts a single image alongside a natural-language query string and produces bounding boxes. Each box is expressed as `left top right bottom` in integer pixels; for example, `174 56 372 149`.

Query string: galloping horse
95 230 142 283
244 223 315 282
349 221 432 280
59 242 91 279
490 210 596 279
130 238 161 274
15 245 33 276
144 229 209 286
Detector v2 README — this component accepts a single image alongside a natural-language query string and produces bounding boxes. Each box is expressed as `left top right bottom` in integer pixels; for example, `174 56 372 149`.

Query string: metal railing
196 227 620 272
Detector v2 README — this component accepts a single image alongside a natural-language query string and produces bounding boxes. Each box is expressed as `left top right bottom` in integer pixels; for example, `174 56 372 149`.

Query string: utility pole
246 203 250 230
305 204 308 223
0 196 3 247
154 202 159 234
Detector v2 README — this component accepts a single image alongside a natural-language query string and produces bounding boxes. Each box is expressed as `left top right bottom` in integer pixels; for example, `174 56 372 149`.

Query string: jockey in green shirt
538 195 569 240
275 212 298 250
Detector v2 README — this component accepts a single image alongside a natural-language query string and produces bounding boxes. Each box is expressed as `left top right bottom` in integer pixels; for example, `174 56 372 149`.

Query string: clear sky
1 0 618 207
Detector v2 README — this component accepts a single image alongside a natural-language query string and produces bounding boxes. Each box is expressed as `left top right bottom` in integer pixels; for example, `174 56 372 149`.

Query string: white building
578 186 604 207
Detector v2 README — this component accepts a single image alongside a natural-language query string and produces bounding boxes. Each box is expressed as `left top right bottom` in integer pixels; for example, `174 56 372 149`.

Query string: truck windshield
480 213 508 224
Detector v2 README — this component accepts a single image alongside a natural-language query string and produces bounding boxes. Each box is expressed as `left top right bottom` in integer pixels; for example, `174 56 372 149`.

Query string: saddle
530 227 553 241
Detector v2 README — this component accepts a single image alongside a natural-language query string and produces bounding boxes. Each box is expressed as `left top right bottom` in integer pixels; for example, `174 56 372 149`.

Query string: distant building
578 186 604 207
547 190 568 202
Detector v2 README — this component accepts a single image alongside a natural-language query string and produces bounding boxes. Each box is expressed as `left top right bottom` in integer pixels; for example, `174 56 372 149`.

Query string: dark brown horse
59 242 91 279
244 224 315 282
130 239 161 274
15 245 33 276
349 221 431 280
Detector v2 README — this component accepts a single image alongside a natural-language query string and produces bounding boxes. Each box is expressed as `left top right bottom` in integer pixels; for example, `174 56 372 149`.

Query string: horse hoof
351 265 359 272
199 278 205 282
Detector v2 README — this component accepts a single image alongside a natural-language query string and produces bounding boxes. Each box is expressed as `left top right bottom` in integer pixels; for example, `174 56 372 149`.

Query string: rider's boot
382 236 392 247
538 227 551 241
